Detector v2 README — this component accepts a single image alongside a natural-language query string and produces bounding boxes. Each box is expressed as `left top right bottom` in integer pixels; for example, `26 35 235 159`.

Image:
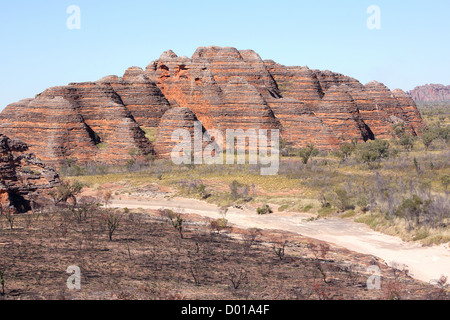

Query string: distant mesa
0 46 427 167
408 84 450 102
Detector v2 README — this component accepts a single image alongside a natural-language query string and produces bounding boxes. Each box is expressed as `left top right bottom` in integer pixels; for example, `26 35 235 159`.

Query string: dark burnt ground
0 207 447 300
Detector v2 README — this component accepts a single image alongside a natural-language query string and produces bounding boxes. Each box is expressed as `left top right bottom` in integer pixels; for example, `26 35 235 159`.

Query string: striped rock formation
154 107 207 159
392 89 427 134
265 61 323 109
315 86 372 143
0 46 426 166
0 94 100 164
98 67 171 128
313 69 363 92
0 78 157 166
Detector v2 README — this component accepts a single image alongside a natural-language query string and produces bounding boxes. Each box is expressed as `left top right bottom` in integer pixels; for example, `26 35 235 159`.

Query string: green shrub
340 142 355 160
146 154 155 164
96 142 108 150
358 139 390 165
161 209 185 239
421 130 438 150
317 207 335 217
341 210 356 218
393 123 406 138
413 229 430 241
333 188 354 212
196 183 211 199
399 134 414 151
126 159 136 170
297 144 319 164
49 180 84 206
395 195 431 227
356 195 370 213
229 180 250 201
355 213 386 229
257 204 273 215
22 166 32 173
141 127 158 142
440 175 450 191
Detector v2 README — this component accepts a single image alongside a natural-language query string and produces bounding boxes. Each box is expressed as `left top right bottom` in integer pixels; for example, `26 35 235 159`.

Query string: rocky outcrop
218 77 281 131
0 94 100 165
63 82 154 164
269 97 341 150
145 50 224 130
192 47 281 101
351 81 408 139
408 84 450 102
392 89 427 134
315 86 371 142
310 74 425 138
0 133 60 212
0 46 427 165
266 61 323 109
98 67 171 128
313 70 363 93
154 107 206 159
0 79 155 166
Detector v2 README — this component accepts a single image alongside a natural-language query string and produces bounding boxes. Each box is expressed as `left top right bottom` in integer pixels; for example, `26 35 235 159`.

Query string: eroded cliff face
315 86 370 143
98 67 171 128
0 134 60 212
0 75 158 166
0 46 426 165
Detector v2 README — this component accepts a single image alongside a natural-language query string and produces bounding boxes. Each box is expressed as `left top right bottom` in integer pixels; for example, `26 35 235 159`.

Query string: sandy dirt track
111 197 449 284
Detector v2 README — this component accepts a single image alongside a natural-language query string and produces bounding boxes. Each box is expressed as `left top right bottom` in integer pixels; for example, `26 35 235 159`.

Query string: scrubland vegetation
63 104 449 246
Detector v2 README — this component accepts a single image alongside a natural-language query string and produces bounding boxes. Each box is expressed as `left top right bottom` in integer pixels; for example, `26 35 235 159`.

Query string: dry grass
64 105 450 245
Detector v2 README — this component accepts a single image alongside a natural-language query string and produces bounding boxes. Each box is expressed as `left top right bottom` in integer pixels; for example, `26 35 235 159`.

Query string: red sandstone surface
0 46 426 166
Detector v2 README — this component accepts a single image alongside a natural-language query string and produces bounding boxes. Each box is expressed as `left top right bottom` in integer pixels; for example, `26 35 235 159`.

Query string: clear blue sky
1 0 449 110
